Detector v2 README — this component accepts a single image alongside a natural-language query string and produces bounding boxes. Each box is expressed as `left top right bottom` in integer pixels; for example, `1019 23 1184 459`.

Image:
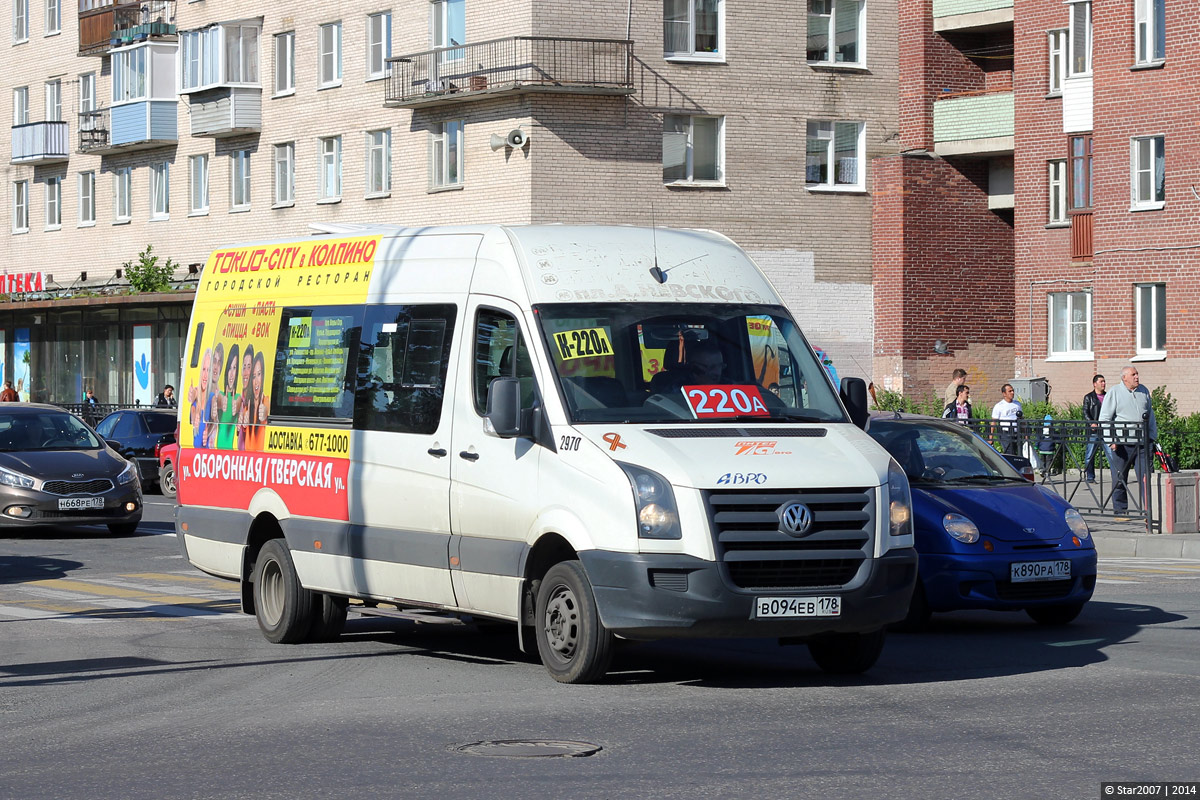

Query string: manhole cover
454 740 602 759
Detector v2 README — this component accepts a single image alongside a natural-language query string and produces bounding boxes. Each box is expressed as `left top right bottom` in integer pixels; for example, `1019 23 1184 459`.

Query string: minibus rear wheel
534 561 613 684
252 539 314 644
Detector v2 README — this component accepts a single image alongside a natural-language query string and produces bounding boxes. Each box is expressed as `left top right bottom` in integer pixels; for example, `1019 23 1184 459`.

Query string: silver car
0 404 142 536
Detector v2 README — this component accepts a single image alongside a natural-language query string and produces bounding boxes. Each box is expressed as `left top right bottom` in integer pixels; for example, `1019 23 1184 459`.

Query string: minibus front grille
705 487 873 590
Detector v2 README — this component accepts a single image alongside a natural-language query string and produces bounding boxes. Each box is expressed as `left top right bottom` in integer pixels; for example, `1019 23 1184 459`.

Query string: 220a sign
682 385 771 419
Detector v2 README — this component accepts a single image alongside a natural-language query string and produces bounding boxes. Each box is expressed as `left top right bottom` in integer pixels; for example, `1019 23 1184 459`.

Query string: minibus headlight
618 464 682 540
887 460 913 541
0 466 34 489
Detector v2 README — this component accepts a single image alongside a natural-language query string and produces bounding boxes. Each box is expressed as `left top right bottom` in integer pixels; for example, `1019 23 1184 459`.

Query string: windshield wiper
944 474 1015 484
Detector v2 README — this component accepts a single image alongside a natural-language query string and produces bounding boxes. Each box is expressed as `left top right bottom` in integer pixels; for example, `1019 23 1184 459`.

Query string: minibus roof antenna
648 207 667 284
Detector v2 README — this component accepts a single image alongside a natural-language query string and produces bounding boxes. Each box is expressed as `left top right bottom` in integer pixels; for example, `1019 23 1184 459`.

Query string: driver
883 430 924 478
649 340 727 393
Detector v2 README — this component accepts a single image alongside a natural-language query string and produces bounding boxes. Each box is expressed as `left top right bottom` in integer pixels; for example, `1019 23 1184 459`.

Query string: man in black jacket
1082 374 1107 483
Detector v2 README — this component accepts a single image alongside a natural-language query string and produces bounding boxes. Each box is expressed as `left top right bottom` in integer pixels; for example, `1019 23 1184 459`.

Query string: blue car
867 413 1097 627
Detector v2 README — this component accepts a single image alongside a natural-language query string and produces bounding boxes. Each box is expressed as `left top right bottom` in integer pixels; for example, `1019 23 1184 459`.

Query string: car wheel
807 629 886 674
107 520 140 536
307 593 348 642
252 539 314 644
534 561 613 684
1026 602 1085 626
159 461 177 498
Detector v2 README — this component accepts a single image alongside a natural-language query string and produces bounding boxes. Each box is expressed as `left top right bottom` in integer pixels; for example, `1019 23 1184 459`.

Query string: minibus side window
355 304 456 434
473 309 535 415
271 306 362 420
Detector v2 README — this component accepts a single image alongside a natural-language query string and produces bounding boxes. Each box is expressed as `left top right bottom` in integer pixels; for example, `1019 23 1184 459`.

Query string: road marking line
1096 578 1140 585
0 604 101 623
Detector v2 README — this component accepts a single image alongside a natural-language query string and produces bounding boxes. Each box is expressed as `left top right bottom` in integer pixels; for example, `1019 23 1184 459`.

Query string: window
44 0 58 35
807 0 864 66
318 22 342 87
662 114 723 184
12 181 29 232
1048 291 1091 356
112 47 148 103
355 304 457 434
79 72 96 128
271 305 363 420
44 79 60 121
1048 160 1067 224
113 167 131 222
1134 0 1165 64
367 12 391 79
1069 134 1093 211
180 24 259 92
1131 136 1164 209
274 31 294 95
1068 0 1091 76
366 129 390 196
189 154 208 213
44 176 60 229
13 0 28 42
78 171 95 225
431 0 464 50
224 25 259 84
150 161 169 219
430 120 463 189
663 0 722 60
180 27 220 91
805 120 863 190
472 308 533 414
1135 283 1166 354
231 150 251 209
318 136 342 201
274 142 294 205
1047 30 1067 94
12 87 28 126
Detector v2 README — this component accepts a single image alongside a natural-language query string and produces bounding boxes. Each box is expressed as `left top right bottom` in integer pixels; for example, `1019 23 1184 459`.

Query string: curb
1092 531 1200 559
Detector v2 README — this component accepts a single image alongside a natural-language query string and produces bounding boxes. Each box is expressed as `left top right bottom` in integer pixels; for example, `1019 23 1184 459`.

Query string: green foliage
872 388 906 412
123 244 178 293
1152 387 1200 471
871 389 943 417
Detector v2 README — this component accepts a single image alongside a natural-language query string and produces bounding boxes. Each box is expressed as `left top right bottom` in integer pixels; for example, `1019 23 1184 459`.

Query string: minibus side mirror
486 377 525 438
840 377 869 430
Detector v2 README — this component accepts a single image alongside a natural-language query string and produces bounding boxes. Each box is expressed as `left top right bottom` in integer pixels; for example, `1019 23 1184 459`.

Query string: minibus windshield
535 303 849 425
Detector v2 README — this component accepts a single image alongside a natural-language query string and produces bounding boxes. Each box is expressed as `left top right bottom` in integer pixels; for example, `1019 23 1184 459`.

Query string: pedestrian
942 384 971 423
155 385 177 408
991 383 1022 456
1099 366 1157 516
944 368 967 406
84 388 99 406
1082 374 1109 483
0 381 17 402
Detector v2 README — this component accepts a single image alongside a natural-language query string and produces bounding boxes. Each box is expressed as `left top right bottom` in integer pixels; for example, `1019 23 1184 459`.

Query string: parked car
158 440 178 499
866 412 1097 627
93 409 176 492
0 404 142 536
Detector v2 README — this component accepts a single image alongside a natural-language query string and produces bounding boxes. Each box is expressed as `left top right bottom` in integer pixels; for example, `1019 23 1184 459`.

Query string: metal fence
59 401 173 428
958 417 1160 532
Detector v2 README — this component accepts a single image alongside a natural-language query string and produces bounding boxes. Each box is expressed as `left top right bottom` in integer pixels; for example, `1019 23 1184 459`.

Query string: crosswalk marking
0 572 239 624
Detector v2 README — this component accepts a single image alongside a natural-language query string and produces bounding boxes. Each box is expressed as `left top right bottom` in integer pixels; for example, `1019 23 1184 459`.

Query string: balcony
78 0 176 57
385 36 634 109
187 88 261 138
933 89 1014 157
78 104 177 153
932 0 1013 33
11 121 70 164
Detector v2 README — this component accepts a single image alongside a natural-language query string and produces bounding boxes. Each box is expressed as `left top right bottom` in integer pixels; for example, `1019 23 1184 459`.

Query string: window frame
189 154 209 215
13 0 28 43
78 171 95 226
806 0 865 68
1047 290 1093 359
1047 159 1068 225
366 12 392 80
113 167 132 223
318 135 342 202
663 0 725 62
1134 283 1166 355
1134 0 1165 65
805 119 865 192
44 79 60 121
43 175 60 230
179 23 260 93
44 0 59 36
150 161 169 220
111 46 148 104
1130 135 1165 210
273 30 295 96
230 149 251 211
273 142 295 206
318 21 343 88
12 180 29 233
1068 134 1093 212
1067 0 1092 77
12 86 28 126
662 113 725 186
1047 29 1067 94
365 129 391 197
429 120 463 190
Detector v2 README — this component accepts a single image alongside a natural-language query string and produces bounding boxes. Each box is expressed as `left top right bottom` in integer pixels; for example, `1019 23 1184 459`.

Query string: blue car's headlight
0 465 34 489
117 461 138 486
618 463 681 540
943 513 980 544
1064 508 1089 539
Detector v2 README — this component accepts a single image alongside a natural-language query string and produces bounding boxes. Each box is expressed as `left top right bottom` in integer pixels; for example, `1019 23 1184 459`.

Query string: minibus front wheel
534 561 613 684
252 539 314 644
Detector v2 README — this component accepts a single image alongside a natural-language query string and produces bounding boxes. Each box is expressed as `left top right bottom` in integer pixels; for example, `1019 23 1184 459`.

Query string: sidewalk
1087 515 1200 558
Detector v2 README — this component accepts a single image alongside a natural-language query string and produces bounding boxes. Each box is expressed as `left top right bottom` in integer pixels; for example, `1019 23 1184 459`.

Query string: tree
123 244 178 293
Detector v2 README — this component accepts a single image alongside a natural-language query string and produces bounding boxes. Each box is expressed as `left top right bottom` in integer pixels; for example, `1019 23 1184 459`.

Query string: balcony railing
385 36 634 108
932 88 1014 156
11 121 70 164
78 109 110 152
1071 211 1094 261
78 0 175 56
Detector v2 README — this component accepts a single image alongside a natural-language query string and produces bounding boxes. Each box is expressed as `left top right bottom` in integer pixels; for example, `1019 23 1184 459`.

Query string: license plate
1010 560 1071 583
754 596 841 618
58 497 104 510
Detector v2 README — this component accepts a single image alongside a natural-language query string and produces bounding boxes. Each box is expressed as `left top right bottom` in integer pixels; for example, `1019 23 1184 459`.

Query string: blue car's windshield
868 419 1024 484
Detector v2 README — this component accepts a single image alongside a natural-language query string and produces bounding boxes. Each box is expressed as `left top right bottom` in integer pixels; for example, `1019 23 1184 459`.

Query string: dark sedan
94 408 176 491
0 404 142 535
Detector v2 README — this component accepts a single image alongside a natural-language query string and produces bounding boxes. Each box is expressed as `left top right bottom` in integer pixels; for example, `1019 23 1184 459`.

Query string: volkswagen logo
780 503 814 537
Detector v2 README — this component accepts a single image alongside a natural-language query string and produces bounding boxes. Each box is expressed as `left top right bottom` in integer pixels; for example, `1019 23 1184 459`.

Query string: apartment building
878 0 1200 411
3 0 898 405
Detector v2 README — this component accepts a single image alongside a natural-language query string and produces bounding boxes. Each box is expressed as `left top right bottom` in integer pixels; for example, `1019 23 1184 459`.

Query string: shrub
123 244 178 293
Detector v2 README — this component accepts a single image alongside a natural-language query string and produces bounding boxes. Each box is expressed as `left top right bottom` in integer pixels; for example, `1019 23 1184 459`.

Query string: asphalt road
2 498 1198 800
